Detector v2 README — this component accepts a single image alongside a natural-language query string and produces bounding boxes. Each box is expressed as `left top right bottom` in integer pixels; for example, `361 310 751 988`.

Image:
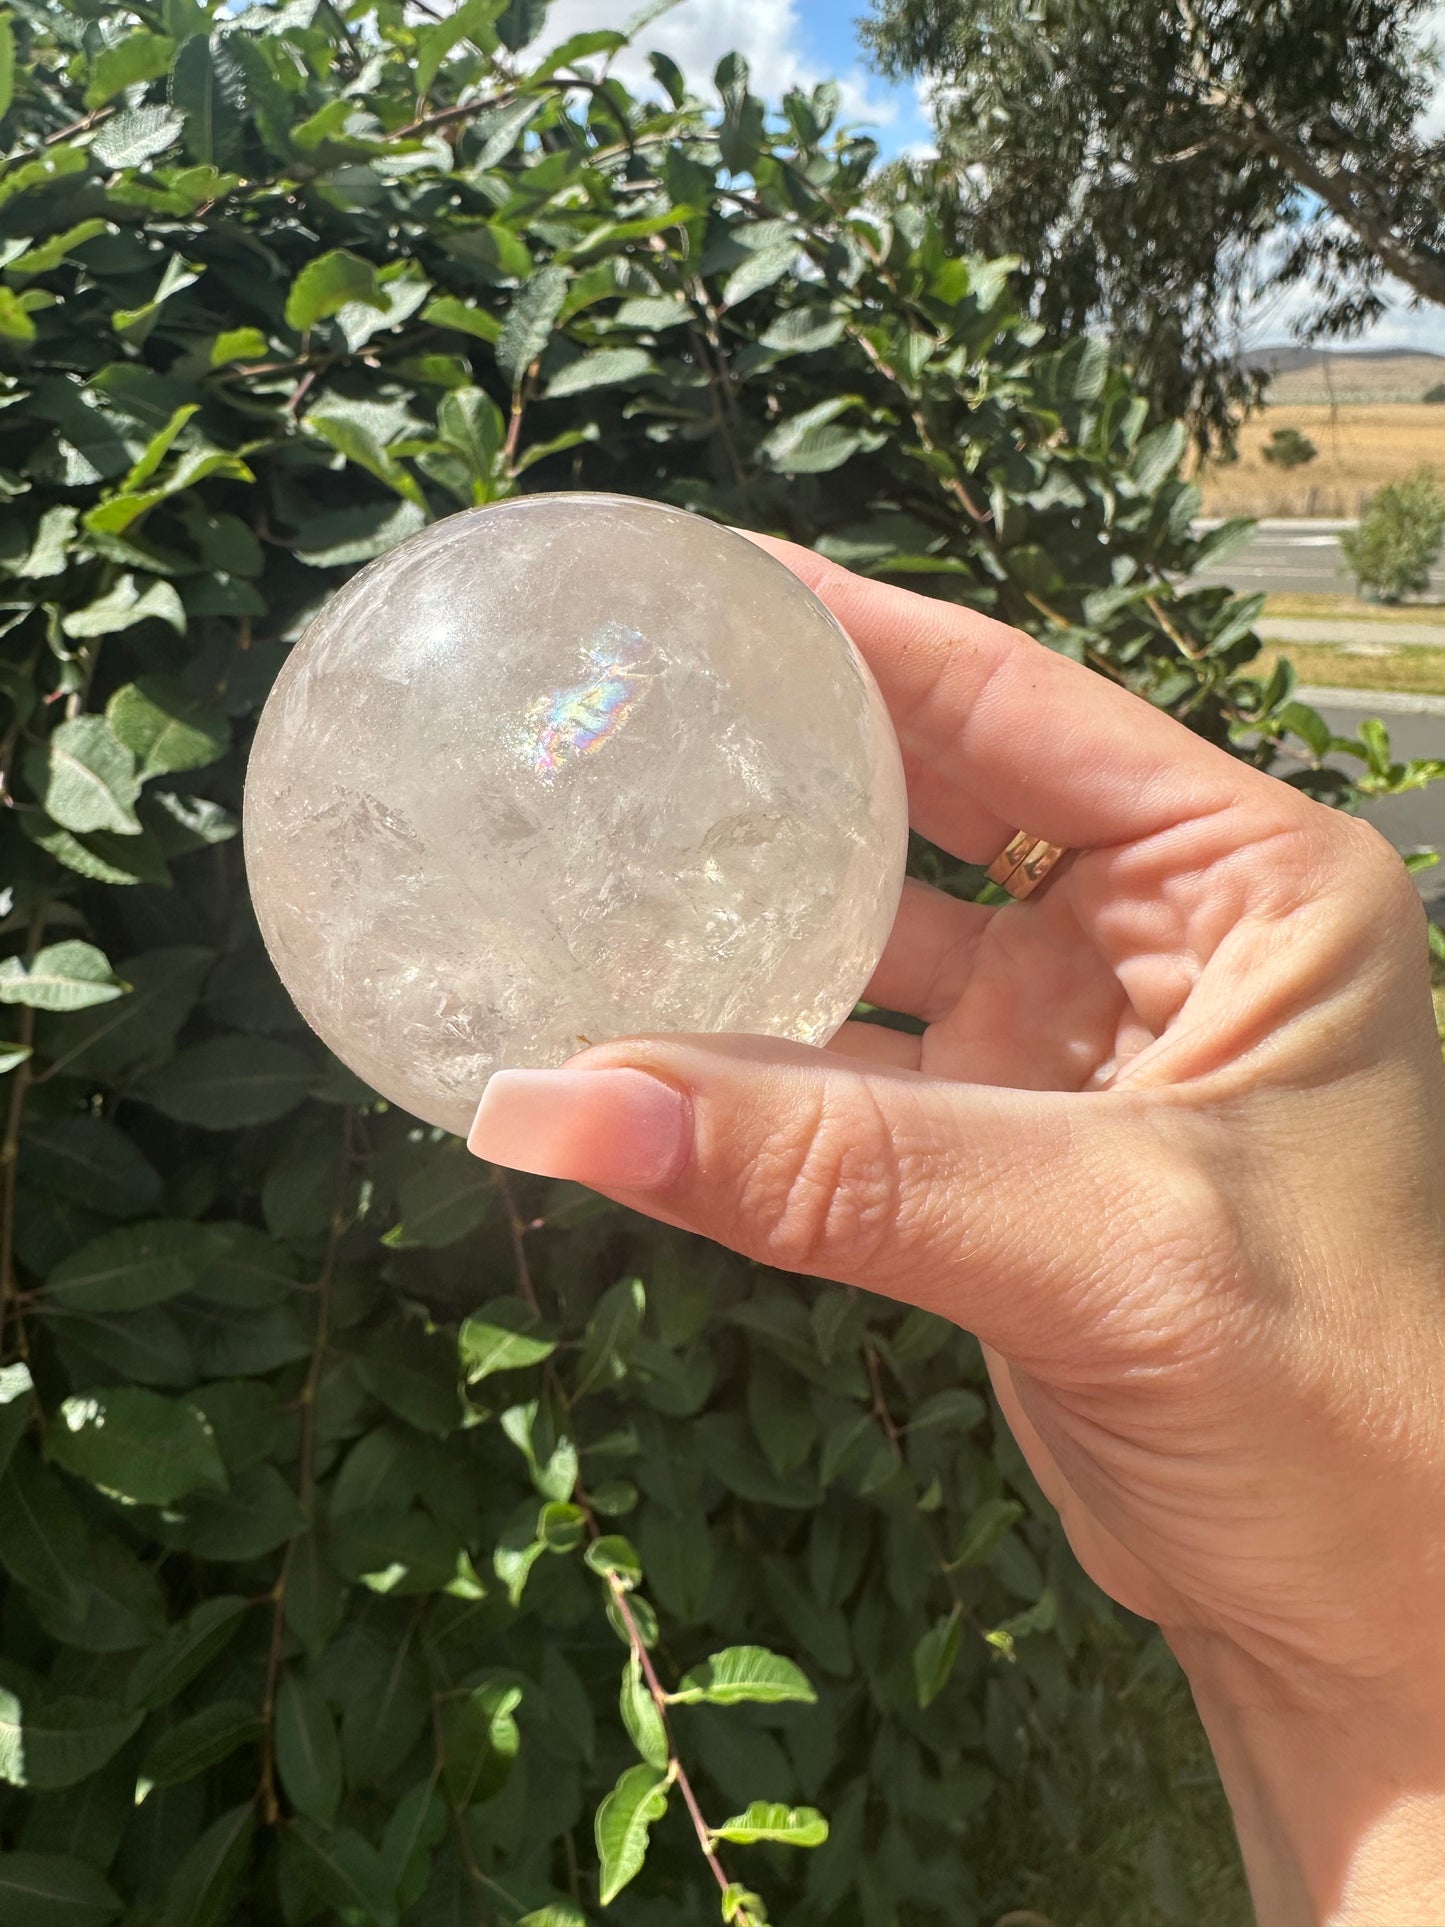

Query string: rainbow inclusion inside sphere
243 494 909 1134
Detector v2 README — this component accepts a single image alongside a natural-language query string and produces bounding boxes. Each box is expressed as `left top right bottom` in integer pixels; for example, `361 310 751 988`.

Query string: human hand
469 539 1445 1925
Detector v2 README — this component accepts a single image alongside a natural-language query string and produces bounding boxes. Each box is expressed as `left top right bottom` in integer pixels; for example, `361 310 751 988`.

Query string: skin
469 539 1445 1926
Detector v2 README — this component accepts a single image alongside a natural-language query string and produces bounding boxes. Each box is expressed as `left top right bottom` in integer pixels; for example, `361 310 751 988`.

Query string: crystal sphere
243 494 908 1135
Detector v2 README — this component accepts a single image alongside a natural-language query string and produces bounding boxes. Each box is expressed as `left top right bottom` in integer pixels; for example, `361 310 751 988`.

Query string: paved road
1293 690 1445 915
1193 518 1445 601
1259 616 1445 647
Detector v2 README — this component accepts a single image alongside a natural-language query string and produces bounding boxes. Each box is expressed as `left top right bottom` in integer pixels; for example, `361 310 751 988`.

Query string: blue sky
542 0 1443 354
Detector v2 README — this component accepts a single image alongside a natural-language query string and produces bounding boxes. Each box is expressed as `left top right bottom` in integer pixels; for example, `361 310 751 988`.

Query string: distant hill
1244 345 1445 404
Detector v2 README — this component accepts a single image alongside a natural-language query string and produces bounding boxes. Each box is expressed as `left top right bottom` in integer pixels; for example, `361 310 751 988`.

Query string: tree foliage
1342 468 1445 601
0 3 1437 1923
863 0 1445 447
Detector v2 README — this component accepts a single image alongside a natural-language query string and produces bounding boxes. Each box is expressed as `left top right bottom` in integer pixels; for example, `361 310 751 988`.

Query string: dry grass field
1195 402 1445 518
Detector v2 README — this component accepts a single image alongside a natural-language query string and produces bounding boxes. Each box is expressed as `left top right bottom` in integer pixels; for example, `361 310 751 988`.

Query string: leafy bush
0 5 1435 1925
1260 426 1316 468
1342 469 1445 601
1424 381 1445 403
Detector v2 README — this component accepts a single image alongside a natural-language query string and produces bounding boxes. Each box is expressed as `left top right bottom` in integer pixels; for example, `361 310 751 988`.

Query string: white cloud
537 0 899 128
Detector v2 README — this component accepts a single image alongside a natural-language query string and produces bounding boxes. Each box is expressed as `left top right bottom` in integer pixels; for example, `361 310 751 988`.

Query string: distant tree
1341 470 1445 600
1425 381 1445 402
863 0 1445 450
1261 427 1318 467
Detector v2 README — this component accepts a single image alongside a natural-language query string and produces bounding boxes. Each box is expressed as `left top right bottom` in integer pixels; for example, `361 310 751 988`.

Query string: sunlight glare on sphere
243 494 909 1135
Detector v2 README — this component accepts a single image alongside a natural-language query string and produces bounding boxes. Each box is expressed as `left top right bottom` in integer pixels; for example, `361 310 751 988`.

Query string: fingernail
467 1067 692 1190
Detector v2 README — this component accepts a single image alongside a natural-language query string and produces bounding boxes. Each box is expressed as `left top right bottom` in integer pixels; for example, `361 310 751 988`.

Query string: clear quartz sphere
243 493 909 1135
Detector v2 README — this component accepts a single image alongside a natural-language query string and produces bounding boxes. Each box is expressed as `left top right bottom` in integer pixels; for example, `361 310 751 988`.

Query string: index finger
744 533 1287 862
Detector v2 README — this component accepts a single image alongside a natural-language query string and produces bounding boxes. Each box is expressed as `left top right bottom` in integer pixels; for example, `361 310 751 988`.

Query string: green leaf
141 1700 258 1786
421 295 502 344
436 385 505 481
670 1646 816 1707
545 347 655 397
18 505 77 576
285 1821 398 1927
0 13 12 122
949 1497 1025 1570
913 1607 963 1709
497 263 568 389
0 1851 121 1927
46 1219 224 1312
496 0 551 50
285 249 384 334
0 285 34 341
32 821 165 889
38 944 211 1078
331 1509 461 1596
575 1275 645 1394
0 1362 33 1483
436 1676 522 1806
759 305 844 356
275 1672 342 1824
759 398 865 474
385 1143 494 1247
107 677 229 777
85 29 174 107
5 222 110 283
19 1116 161 1218
536 27 627 75
0 1453 90 1624
170 31 246 169
583 1533 641 1587
305 411 424 506
92 104 186 168
722 243 796 307
0 942 124 1013
709 1802 829 1848
48 1387 227 1506
0 1692 143 1791
178 1462 304 1559
415 0 502 98
458 1296 556 1380
37 716 141 836
595 1762 668 1906
61 576 185 638
116 403 197 491
619 1653 668 1769
907 1388 987 1435
138 1034 315 1127
155 1803 253 1927
208 325 268 366
124 1595 247 1710
517 1907 590 1927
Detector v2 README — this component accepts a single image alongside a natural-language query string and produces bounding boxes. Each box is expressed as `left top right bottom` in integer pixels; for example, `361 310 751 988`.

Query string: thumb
467 1033 1184 1365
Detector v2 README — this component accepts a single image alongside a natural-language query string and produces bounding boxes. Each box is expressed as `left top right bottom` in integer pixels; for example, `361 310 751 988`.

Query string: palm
863 826 1405 1638
913 860 1152 1093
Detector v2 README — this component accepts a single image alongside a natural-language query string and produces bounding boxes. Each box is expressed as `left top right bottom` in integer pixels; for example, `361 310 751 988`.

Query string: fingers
864 877 996 1022
739 533 1292 862
825 1019 922 1069
467 1032 1163 1365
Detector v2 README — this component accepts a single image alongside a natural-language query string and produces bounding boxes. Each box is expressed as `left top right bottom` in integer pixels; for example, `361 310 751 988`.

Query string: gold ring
985 830 1070 901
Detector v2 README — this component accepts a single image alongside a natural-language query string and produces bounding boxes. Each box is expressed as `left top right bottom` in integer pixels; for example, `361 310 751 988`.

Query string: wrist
1173 1629 1445 1926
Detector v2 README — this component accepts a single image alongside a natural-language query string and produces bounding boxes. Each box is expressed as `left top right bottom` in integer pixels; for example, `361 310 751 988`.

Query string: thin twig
606 1573 736 1906
0 912 43 1366
259 1107 355 1823
495 1169 539 1311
